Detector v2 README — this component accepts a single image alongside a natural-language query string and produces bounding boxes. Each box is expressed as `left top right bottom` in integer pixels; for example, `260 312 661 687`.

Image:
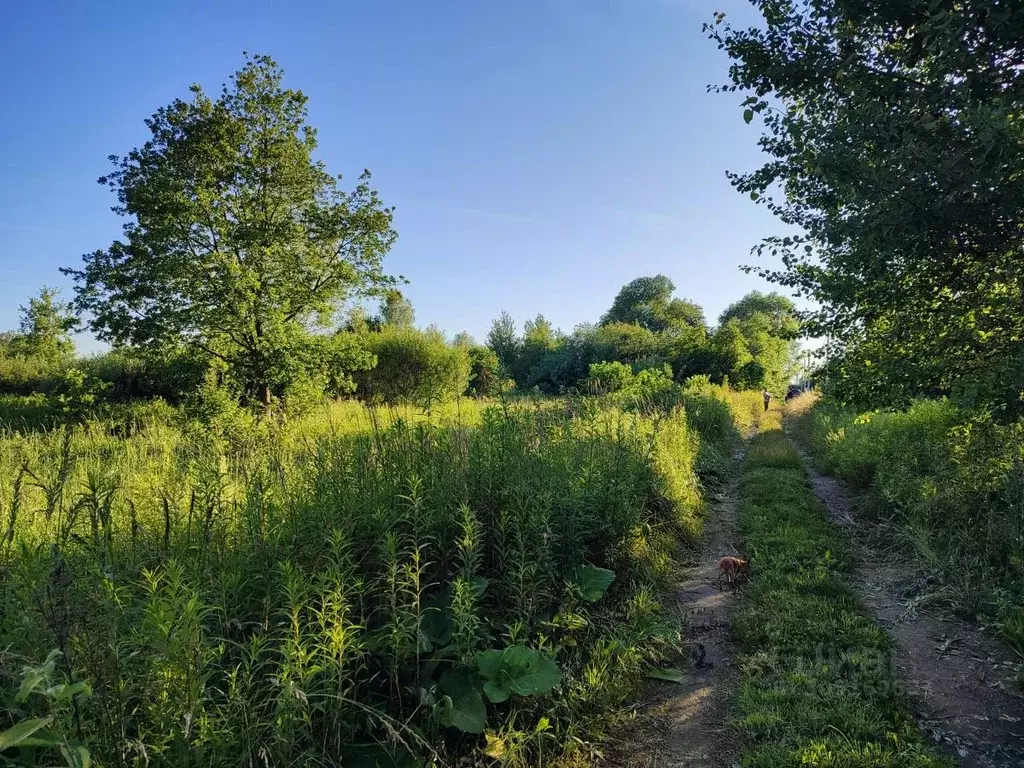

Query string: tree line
1 54 800 415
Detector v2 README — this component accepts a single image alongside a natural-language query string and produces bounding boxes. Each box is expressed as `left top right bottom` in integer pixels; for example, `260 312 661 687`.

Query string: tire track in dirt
602 451 745 767
792 438 1024 768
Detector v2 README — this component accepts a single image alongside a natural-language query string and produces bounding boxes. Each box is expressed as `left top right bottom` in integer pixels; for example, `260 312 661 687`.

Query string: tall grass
0 394 734 766
787 392 1024 663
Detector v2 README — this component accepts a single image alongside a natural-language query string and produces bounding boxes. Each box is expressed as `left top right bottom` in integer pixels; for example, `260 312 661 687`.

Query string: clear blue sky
0 0 789 352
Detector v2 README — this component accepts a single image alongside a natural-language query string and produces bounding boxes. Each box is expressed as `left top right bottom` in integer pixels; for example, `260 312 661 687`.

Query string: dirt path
602 452 744 767
793 441 1024 768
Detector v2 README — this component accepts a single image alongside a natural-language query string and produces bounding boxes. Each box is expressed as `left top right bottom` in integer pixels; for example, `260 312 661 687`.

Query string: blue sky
0 0 788 351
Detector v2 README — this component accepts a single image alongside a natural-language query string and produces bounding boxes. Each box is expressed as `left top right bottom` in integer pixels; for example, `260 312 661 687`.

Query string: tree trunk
260 384 272 407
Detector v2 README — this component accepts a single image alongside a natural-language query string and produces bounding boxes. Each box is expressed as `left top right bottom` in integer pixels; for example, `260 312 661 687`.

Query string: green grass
0 392 749 767
731 425 948 767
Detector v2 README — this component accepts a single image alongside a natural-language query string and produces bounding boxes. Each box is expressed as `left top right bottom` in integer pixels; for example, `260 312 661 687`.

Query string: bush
0 353 69 395
587 361 634 393
80 348 209 402
353 326 470 405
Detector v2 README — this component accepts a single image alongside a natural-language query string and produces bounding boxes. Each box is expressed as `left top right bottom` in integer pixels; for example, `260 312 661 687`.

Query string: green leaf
16 650 62 702
743 108 754 124
0 717 55 750
482 680 510 704
419 606 453 651
567 564 616 602
62 743 91 768
439 667 487 733
469 576 489 597
475 646 561 703
647 667 687 683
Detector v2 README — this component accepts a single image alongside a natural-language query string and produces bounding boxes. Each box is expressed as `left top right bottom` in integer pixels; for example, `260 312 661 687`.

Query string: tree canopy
601 275 705 333
63 54 397 403
709 1 1024 412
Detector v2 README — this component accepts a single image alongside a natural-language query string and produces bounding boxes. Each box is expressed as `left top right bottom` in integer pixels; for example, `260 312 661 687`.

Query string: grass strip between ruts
730 425 949 767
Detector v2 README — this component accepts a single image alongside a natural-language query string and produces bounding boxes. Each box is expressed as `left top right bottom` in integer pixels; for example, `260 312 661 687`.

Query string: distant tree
342 306 373 334
601 275 705 333
719 292 799 339
514 314 560 386
452 331 476 348
63 55 396 405
466 345 502 396
379 290 415 328
11 287 79 361
486 311 520 374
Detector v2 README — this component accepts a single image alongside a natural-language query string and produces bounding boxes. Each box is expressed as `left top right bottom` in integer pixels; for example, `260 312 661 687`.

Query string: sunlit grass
0 391 753 766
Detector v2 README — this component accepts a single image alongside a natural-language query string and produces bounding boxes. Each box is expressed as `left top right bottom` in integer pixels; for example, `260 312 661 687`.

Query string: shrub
587 361 634 393
353 326 470 405
0 353 69 395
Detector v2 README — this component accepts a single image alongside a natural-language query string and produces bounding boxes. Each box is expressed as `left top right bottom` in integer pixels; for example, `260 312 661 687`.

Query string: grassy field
730 414 948 766
0 388 762 767
787 392 1024 665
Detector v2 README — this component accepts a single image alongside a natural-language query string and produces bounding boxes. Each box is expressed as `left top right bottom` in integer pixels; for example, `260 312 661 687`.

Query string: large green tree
601 275 705 333
709 2 1024 411
64 55 397 404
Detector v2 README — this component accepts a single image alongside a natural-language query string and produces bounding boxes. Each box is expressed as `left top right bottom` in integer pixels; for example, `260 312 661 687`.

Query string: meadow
0 386 762 767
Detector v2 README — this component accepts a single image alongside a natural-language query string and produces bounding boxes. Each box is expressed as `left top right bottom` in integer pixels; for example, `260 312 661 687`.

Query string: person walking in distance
762 389 772 412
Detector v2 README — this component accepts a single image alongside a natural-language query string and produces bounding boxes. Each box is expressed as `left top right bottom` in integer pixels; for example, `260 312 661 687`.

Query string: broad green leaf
567 564 616 602
0 717 55 750
743 108 754 124
469 576 489 597
475 649 503 681
439 667 487 734
62 743 91 768
419 606 453 651
482 680 510 704
475 646 561 703
647 667 687 683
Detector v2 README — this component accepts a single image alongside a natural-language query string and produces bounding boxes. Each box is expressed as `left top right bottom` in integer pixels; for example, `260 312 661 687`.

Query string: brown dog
716 556 749 589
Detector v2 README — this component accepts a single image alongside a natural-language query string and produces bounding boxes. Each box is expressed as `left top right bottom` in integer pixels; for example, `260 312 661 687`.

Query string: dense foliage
486 277 798 395
350 325 470 405
0 392 752 766
710 1 1024 413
